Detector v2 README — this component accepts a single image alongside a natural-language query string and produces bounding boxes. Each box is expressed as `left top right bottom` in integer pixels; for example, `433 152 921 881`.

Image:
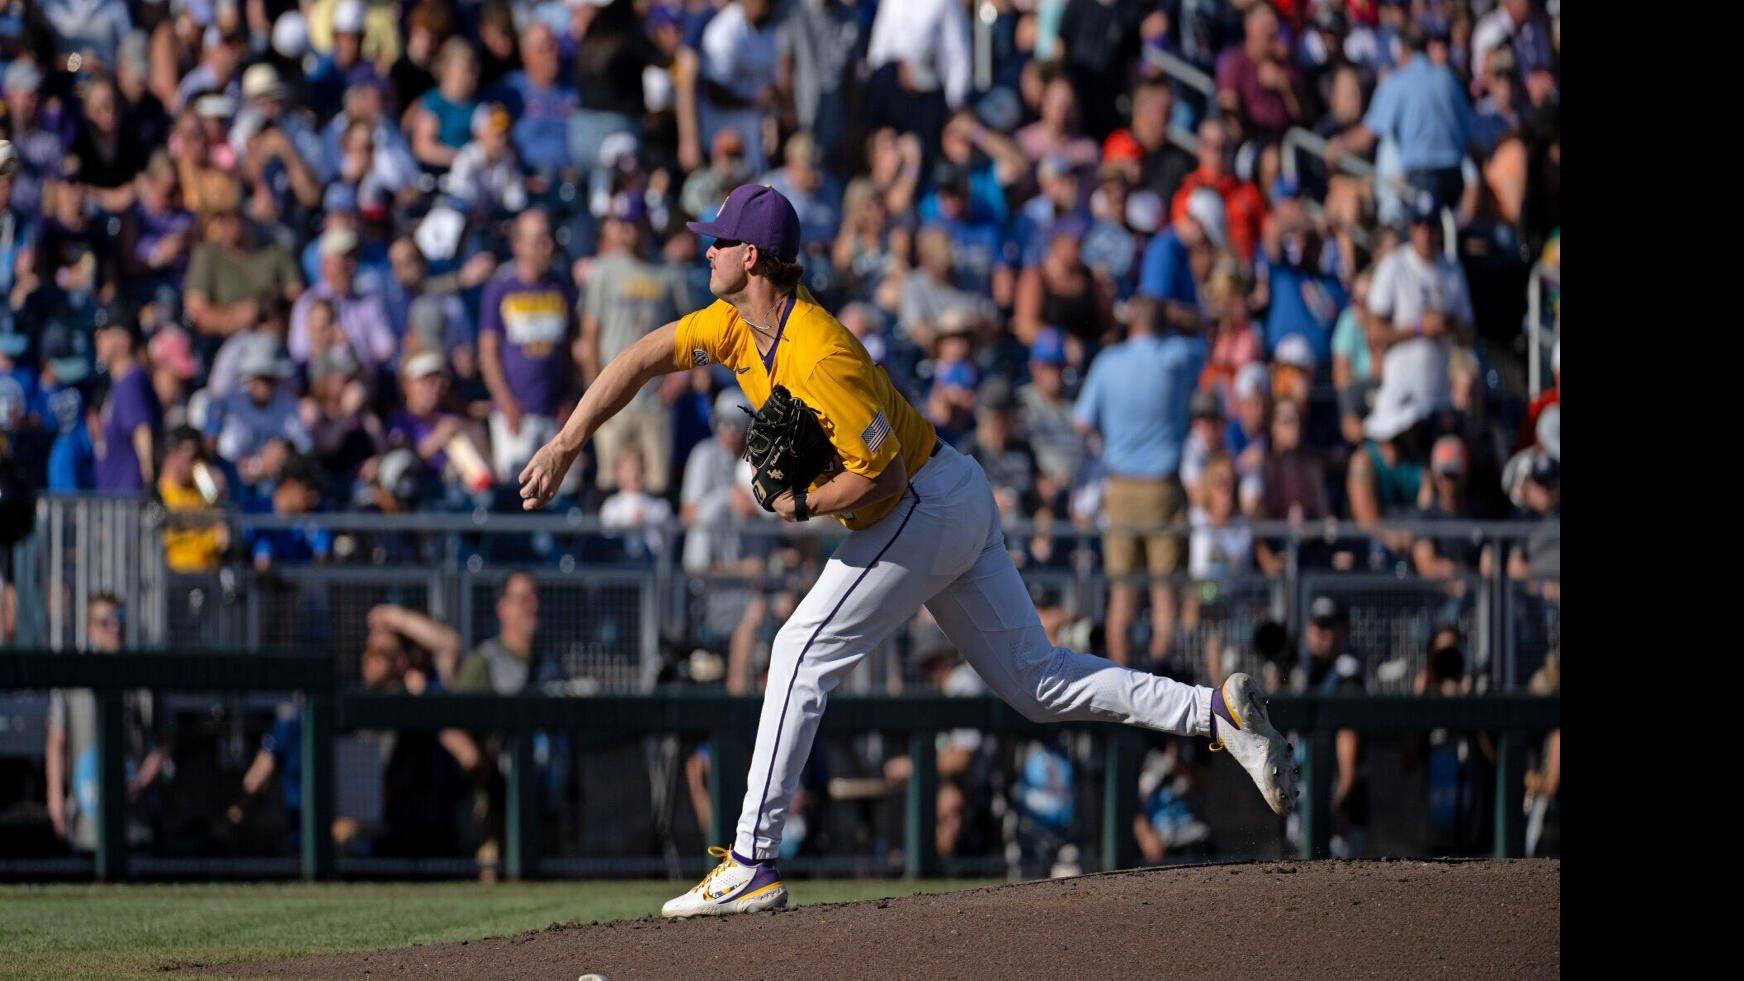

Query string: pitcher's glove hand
743 385 834 519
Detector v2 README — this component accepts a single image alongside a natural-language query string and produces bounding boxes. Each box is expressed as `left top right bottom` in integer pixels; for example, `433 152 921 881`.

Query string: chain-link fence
2 499 1558 699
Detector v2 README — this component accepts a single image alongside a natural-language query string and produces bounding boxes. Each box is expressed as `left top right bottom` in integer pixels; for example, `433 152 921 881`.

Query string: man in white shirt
862 0 973 176
1365 193 1472 419
695 0 782 175
680 388 757 573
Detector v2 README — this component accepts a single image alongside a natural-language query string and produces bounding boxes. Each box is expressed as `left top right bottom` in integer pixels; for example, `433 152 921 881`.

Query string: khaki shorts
1103 475 1186 577
594 402 673 494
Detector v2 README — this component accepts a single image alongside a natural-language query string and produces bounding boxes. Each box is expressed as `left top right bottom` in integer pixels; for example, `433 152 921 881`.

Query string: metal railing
0 649 1560 881
1526 258 1559 398
4 498 1560 697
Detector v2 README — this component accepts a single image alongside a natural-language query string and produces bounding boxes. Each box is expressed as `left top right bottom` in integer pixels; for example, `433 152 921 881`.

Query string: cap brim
51 359 91 383
685 220 731 240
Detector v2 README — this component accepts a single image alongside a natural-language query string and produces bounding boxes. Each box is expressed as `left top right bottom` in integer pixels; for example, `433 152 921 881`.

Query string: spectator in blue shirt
1325 24 1472 217
246 454 333 572
1074 297 1206 668
1254 190 1348 366
1138 186 1225 335
925 161 1006 300
488 22 579 177
759 131 843 251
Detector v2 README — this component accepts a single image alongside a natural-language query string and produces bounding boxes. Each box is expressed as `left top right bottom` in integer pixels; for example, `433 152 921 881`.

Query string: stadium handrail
0 649 1558 881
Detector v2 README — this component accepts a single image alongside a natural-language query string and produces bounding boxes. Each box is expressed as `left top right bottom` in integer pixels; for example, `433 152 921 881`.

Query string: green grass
0 878 998 980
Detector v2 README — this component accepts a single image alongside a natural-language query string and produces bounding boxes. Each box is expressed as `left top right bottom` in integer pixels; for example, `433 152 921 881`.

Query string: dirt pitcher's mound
215 859 1559 980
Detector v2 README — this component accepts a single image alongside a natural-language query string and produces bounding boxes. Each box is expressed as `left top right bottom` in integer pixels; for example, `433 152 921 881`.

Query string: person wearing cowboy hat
229 62 324 184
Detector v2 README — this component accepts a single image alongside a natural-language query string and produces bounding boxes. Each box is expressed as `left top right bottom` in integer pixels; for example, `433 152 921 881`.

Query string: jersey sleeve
803 352 902 479
671 299 737 371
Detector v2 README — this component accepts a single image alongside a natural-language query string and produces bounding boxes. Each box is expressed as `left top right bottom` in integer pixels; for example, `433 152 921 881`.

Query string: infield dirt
209 859 1559 980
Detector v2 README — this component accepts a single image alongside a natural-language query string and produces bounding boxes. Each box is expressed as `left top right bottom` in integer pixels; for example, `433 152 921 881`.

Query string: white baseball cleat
1209 673 1300 816
661 846 788 919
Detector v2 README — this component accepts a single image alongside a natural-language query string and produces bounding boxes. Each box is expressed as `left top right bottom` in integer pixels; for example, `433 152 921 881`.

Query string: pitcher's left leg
927 539 1299 815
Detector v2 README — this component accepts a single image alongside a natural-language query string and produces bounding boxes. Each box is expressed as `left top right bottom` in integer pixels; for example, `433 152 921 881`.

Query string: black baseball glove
743 385 835 518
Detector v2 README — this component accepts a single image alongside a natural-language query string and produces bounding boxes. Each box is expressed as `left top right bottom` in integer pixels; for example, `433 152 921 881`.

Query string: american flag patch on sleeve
861 410 891 454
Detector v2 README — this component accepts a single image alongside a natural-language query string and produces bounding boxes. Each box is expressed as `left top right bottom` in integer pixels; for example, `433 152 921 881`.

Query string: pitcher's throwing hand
517 443 575 511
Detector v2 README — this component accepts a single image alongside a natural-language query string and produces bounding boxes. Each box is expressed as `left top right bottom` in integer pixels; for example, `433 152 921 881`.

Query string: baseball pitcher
517 184 1299 918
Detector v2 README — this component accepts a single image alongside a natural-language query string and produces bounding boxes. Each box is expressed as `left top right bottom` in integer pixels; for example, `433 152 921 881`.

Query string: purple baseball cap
686 183 802 263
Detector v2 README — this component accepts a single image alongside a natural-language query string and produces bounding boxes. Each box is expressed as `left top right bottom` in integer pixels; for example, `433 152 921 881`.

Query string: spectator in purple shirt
119 152 194 305
288 227 396 376
1214 3 1305 144
478 210 579 493
93 312 161 494
385 351 491 500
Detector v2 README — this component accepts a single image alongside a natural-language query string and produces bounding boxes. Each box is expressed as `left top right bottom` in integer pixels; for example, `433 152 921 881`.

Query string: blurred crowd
0 0 1560 563
1 0 1562 869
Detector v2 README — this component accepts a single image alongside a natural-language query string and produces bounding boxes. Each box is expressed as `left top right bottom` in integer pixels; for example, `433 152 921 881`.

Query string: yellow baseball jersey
672 286 936 530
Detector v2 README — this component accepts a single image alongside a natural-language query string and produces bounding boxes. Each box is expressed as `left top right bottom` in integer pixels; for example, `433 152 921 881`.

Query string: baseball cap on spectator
92 303 141 344
1407 190 1439 226
148 327 199 381
0 373 24 430
375 448 423 505
1233 362 1270 401
713 388 749 431
174 0 217 27
686 183 802 263
0 322 27 358
41 320 93 384
309 343 360 383
598 131 640 172
1049 214 1090 244
319 226 360 258
194 93 236 121
1430 435 1467 477
934 360 978 392
1038 155 1078 186
1184 187 1228 250
322 182 359 215
1190 389 1223 421
1309 596 1344 627
1274 334 1315 371
933 307 977 342
932 159 971 194
977 377 1016 414
1487 45 1517 77
332 0 366 35
1125 189 1165 234
1102 130 1143 166
974 86 1022 133
646 3 681 32
272 10 309 58
607 190 647 224
4 58 40 94
1030 327 1067 366
242 63 290 102
401 351 445 381
1363 382 1428 442
1527 448 1560 487
1536 403 1561 461
238 337 293 379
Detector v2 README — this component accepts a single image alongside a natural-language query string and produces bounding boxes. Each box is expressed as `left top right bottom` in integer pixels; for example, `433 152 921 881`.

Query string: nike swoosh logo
736 366 753 374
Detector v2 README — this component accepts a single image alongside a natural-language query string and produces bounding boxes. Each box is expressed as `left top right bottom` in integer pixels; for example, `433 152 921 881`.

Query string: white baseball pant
734 442 1215 860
